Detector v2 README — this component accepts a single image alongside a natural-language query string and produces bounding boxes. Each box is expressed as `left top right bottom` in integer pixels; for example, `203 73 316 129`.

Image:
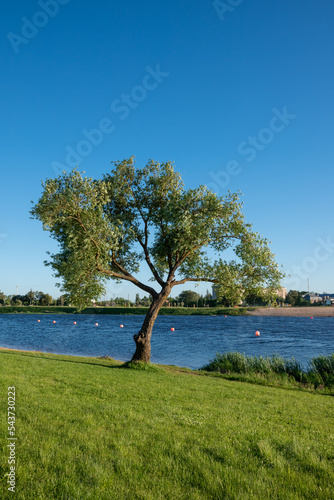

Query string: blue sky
1 0 334 300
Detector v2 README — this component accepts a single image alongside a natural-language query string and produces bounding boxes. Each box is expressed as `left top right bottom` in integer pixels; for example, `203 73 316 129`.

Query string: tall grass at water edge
202 353 334 389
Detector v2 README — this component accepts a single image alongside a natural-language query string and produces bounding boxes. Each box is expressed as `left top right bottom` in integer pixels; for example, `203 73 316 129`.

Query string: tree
26 290 37 305
285 290 302 306
244 290 270 306
39 293 54 306
285 290 309 307
176 290 200 307
30 157 284 363
11 294 29 306
0 291 7 305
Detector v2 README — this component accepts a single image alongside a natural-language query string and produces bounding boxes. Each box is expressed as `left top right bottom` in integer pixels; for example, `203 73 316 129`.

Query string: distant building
320 294 334 306
302 293 322 304
275 287 287 300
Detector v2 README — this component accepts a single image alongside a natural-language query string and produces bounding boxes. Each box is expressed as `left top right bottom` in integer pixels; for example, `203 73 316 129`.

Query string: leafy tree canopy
176 290 201 306
31 157 284 361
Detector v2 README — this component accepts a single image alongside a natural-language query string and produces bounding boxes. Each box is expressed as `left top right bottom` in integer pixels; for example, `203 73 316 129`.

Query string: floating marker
120 324 124 328
95 323 98 326
311 317 313 319
37 320 40 323
73 321 77 325
255 330 260 337
225 315 227 318
171 327 175 332
53 321 56 324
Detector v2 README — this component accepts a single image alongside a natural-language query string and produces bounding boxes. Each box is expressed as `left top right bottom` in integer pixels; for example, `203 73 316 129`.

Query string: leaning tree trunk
131 287 171 363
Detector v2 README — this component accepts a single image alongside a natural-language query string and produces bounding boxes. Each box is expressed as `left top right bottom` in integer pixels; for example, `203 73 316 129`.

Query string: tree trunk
131 286 171 363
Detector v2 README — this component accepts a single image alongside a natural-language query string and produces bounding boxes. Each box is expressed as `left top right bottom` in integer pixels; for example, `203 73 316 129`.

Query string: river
0 314 333 369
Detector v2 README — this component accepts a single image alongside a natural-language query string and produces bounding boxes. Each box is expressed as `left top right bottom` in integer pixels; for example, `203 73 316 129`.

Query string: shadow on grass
1 350 333 395
0 349 163 373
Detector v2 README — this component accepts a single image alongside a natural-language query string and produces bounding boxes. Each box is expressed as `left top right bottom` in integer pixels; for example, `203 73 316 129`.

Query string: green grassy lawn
1 351 333 499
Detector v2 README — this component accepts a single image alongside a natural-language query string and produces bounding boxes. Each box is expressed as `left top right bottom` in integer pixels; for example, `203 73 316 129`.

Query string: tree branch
172 277 219 286
137 224 165 287
124 179 166 287
96 260 158 298
159 217 173 272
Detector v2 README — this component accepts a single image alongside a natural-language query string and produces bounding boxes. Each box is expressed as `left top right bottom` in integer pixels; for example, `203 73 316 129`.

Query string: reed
202 352 334 389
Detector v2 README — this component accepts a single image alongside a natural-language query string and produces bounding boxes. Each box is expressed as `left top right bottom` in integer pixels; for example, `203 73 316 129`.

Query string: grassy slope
0 351 333 500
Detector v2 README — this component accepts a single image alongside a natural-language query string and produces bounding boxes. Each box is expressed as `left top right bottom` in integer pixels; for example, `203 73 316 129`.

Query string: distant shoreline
1 305 334 316
247 306 334 317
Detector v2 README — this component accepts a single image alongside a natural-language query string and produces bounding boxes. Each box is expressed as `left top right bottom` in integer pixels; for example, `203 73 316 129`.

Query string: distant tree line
0 290 70 307
0 289 317 308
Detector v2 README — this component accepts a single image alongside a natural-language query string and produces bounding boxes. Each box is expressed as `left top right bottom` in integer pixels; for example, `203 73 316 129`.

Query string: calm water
0 314 333 369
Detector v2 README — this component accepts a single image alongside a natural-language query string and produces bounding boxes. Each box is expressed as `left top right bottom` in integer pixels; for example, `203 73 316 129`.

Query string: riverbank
247 306 334 317
1 304 334 316
0 349 333 499
0 305 252 315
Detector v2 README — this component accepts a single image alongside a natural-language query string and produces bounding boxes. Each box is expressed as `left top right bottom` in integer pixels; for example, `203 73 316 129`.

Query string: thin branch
172 277 219 286
96 260 158 298
64 213 158 298
159 217 173 272
124 179 167 287
137 232 165 287
166 243 206 283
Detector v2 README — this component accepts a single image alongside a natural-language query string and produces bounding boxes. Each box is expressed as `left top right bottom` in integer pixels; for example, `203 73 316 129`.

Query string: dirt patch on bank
247 307 334 317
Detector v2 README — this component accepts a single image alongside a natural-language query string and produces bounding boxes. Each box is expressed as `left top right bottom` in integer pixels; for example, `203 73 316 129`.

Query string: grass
202 352 334 390
0 306 77 314
0 305 254 315
0 350 333 499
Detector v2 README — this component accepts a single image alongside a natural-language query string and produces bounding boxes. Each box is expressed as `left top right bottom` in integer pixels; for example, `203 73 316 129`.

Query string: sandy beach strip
247 307 334 317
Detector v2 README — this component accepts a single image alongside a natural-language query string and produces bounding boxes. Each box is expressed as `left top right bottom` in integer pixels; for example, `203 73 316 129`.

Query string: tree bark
131 286 172 363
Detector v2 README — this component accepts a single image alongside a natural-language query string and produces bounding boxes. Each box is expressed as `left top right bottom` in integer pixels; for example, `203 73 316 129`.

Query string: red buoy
73 321 77 325
171 327 175 332
53 320 56 324
311 317 313 319
95 323 98 326
255 330 260 337
37 319 40 323
120 324 124 328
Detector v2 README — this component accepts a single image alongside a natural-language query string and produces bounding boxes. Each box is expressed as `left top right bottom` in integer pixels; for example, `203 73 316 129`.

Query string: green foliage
309 354 334 388
176 290 200 306
31 158 284 311
202 352 334 388
0 306 77 314
285 290 309 306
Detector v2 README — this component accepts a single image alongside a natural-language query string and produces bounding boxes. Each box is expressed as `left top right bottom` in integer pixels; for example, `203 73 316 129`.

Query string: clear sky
1 0 334 300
